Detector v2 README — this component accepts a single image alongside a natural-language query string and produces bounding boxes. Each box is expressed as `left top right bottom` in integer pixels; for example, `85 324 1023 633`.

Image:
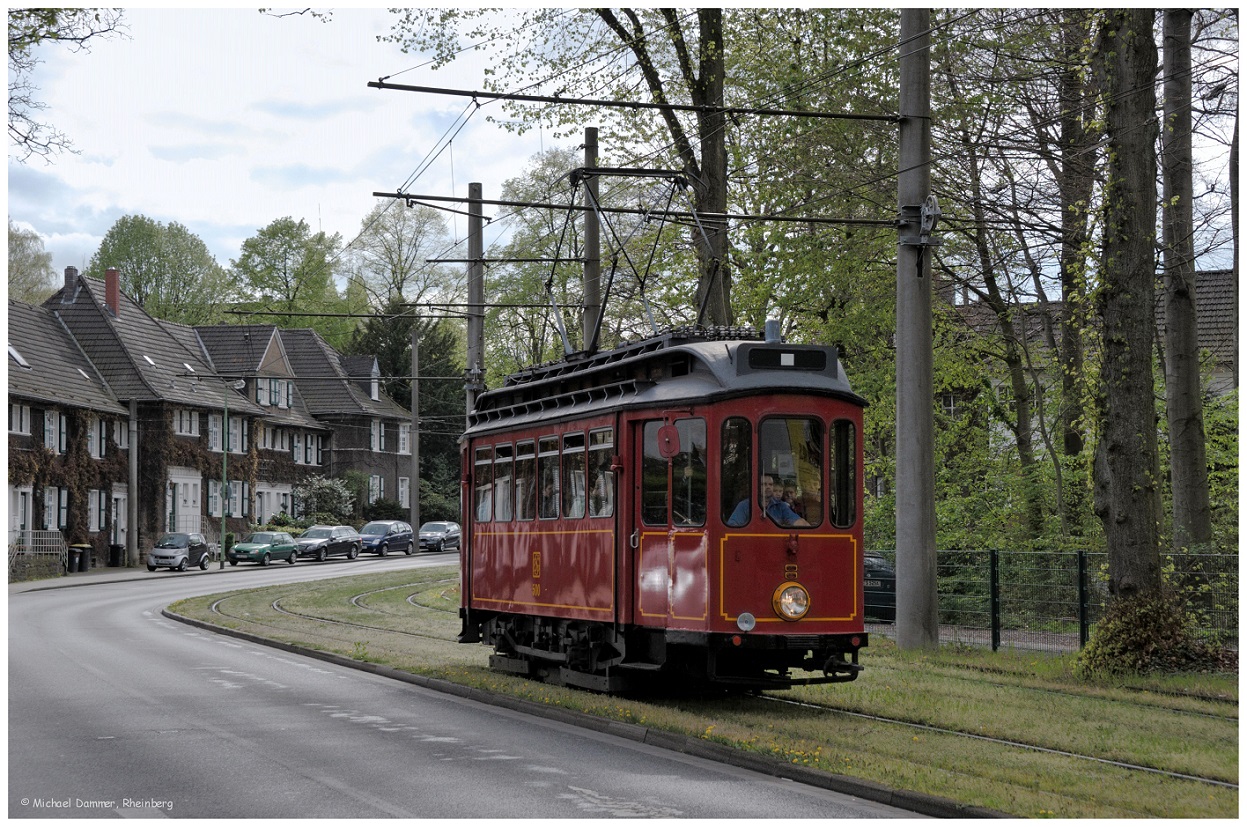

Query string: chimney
105 268 120 317
63 266 78 292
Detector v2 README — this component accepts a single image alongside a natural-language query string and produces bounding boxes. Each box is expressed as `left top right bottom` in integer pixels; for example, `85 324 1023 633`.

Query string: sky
7 8 555 280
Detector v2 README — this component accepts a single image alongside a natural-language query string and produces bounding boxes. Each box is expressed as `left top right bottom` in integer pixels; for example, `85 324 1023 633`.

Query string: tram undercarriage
463 610 865 693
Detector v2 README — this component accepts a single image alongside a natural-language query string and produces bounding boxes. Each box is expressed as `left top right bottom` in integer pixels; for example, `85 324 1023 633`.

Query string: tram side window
473 446 493 523
830 420 856 527
494 444 514 522
538 436 560 518
721 417 752 526
587 428 614 518
562 433 586 519
758 417 822 528
515 441 536 521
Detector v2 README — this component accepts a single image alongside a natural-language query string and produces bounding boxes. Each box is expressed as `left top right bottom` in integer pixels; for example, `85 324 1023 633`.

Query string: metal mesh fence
867 549 1238 653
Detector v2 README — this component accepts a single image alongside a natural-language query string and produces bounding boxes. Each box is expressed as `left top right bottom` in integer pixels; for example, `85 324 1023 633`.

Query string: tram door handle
629 529 639 549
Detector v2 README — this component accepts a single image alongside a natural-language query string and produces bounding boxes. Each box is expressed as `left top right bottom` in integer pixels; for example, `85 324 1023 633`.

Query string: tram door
633 417 709 628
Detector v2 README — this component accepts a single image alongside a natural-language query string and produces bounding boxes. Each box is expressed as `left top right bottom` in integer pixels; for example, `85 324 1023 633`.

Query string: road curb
162 606 1005 818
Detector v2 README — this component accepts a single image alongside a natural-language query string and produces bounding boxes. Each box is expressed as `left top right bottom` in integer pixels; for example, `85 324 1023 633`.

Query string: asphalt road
10 556 919 819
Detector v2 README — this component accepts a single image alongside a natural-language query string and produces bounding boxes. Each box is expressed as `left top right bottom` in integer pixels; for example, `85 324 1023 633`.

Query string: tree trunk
1161 9 1213 555
1057 10 1095 461
1091 9 1163 600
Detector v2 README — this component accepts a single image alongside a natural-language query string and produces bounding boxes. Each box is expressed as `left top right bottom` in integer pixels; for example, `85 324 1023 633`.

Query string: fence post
1077 548 1089 648
989 549 1001 651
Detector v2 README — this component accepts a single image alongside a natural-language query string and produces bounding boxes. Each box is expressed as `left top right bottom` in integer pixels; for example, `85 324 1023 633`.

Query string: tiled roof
278 328 409 419
8 299 127 415
950 269 1236 370
195 325 284 376
44 273 263 415
193 324 325 431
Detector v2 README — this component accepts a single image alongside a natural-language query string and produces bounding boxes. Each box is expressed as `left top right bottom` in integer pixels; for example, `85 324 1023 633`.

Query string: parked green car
227 531 298 566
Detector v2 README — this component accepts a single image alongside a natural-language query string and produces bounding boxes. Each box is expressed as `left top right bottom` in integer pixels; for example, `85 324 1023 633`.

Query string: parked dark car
359 520 414 556
864 554 897 622
418 521 461 553
296 525 362 561
147 532 212 572
227 531 298 566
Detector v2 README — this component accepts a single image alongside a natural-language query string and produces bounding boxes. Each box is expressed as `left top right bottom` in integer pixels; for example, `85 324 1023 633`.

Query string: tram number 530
532 551 542 597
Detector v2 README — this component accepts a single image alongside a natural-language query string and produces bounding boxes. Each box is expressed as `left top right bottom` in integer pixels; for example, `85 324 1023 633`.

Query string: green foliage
231 216 358 349
1077 590 1226 677
363 498 406 522
8 219 56 302
293 474 355 523
87 214 235 325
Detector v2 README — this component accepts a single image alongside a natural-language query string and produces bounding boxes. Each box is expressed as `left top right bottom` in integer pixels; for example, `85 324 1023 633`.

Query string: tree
1161 9 1213 556
8 8 126 162
232 217 358 347
87 214 235 325
292 474 354 522
385 8 732 325
8 219 57 302
347 297 465 498
1090 9 1163 601
349 200 456 306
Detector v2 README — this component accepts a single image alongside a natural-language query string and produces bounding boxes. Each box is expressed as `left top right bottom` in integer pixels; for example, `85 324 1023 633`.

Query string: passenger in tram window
761 474 809 527
782 481 804 517
540 479 558 518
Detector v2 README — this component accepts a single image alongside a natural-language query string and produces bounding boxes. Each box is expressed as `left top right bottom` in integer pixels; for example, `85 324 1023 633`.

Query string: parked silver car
147 532 212 572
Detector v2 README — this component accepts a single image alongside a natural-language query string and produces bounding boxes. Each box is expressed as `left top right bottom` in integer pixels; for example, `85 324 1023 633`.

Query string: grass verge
169 566 1238 818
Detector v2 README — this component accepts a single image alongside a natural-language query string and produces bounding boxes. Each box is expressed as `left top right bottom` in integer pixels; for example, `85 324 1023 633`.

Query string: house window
282 381 292 409
208 414 222 452
174 409 200 436
43 486 68 530
368 475 384 504
398 423 411 455
256 380 269 407
303 433 314 464
398 477 410 508
9 403 30 435
85 415 108 459
371 420 385 453
292 432 303 464
315 435 324 466
44 410 66 454
113 419 130 449
88 488 105 532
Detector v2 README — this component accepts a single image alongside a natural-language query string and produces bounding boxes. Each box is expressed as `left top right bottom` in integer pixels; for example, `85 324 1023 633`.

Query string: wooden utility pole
583 127 601 351
410 329 420 532
895 9 939 649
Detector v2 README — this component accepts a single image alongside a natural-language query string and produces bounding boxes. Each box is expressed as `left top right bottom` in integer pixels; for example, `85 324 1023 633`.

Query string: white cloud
8 8 553 276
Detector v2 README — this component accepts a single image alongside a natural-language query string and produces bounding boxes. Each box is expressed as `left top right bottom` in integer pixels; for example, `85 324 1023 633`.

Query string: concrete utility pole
409 329 420 532
583 127 601 350
466 182 485 423
895 9 939 649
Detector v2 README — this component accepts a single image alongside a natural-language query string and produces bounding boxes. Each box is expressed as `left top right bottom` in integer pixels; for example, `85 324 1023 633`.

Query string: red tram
459 325 867 691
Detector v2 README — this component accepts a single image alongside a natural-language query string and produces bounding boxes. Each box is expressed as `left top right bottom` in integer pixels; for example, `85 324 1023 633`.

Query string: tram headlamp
772 583 810 621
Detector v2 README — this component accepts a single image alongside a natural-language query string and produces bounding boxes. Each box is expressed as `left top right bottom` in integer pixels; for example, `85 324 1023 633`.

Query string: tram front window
757 417 823 528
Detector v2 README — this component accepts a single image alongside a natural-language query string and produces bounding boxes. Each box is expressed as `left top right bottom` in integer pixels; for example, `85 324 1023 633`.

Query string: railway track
206 579 1236 796
760 695 1237 791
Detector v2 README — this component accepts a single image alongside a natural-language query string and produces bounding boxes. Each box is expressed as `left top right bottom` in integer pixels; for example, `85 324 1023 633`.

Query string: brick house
8 298 130 564
9 267 418 568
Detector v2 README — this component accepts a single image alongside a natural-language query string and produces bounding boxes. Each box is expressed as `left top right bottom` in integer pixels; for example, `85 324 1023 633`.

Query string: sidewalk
9 561 238 595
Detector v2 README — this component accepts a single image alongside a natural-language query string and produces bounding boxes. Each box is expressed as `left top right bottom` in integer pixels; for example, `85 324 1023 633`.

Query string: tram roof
466 326 864 435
